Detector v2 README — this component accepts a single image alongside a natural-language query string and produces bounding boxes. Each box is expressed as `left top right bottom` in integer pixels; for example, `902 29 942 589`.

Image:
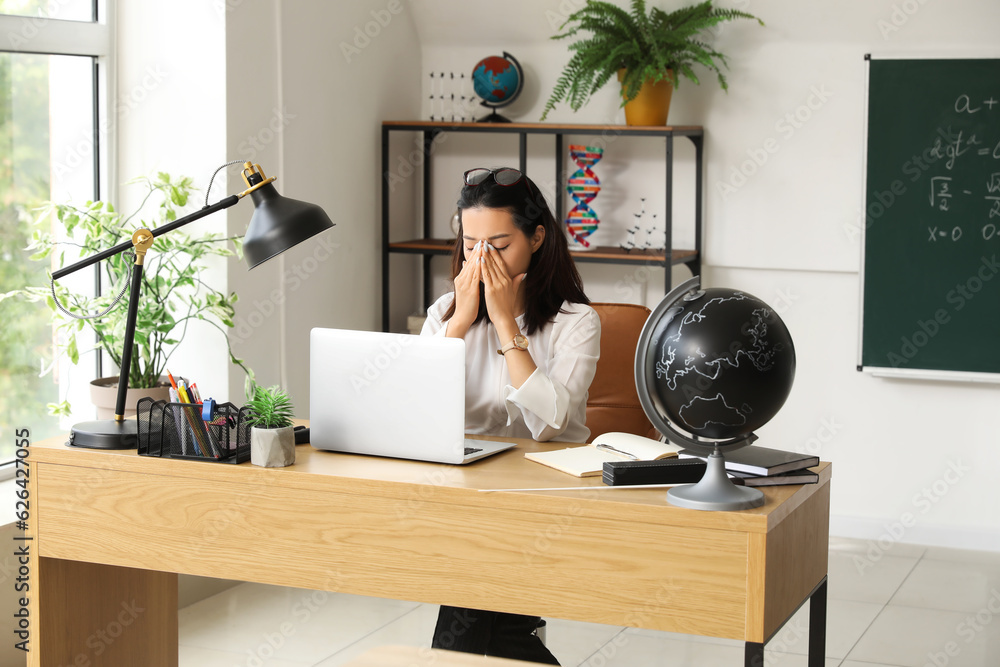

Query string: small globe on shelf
471 52 523 123
635 276 796 510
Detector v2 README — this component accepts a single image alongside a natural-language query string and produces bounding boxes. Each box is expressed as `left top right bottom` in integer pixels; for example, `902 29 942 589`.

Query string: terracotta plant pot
618 68 674 126
250 426 296 467
90 376 171 420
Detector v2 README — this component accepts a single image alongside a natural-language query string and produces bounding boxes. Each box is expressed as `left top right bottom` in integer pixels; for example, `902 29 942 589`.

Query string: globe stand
666 448 764 511
476 109 513 123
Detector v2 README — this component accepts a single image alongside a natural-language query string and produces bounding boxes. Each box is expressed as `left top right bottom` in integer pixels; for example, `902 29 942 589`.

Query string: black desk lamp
54 162 334 450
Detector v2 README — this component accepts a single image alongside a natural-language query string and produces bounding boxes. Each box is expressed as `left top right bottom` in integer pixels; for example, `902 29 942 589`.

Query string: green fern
541 0 763 120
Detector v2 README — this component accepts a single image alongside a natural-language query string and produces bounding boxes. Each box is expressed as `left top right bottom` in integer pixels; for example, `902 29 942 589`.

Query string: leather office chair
585 302 658 442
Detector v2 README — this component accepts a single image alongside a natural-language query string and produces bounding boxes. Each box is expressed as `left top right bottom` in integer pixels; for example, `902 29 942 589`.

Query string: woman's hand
482 244 535 388
446 241 483 338
481 243 526 342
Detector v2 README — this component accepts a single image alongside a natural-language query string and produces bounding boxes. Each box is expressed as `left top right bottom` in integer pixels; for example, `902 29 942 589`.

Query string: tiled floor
179 537 1000 666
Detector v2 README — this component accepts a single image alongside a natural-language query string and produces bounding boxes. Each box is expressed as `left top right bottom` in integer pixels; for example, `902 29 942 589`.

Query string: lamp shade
243 181 335 269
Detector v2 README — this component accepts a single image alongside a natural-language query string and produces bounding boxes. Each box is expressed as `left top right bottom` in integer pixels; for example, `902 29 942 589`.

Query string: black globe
638 284 796 444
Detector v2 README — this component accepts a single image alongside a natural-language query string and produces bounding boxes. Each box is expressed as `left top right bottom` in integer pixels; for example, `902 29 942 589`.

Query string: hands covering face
453 240 526 333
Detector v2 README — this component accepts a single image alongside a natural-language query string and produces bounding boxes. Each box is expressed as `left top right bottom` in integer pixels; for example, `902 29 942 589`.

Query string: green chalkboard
861 57 1000 379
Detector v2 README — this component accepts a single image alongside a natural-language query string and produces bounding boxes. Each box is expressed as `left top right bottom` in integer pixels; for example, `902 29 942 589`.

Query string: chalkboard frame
858 54 1000 384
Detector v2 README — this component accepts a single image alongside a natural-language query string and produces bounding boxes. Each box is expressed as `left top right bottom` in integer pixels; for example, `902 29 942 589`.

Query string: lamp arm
45 193 241 423
51 194 240 281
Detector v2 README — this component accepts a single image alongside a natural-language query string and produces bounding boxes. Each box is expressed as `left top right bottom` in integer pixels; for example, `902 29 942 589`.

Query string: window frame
0 1 116 478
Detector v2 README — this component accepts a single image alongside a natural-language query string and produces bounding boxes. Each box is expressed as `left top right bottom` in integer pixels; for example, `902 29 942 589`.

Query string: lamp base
666 452 764 511
67 419 138 450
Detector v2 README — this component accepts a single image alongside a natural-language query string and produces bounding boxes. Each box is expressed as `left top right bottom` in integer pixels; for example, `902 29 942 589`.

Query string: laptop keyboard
464 447 483 456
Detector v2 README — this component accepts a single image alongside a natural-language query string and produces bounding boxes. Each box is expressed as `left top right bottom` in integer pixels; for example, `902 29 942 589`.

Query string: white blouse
421 294 601 443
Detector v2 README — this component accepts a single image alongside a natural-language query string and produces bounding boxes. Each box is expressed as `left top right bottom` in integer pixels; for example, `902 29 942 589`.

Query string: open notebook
525 432 681 477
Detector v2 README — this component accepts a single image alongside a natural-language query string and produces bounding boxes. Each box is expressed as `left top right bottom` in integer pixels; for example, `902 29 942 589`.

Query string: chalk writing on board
923 94 1000 244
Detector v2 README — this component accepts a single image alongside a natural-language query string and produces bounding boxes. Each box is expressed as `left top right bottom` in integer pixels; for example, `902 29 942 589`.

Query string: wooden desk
26 434 830 666
344 645 554 666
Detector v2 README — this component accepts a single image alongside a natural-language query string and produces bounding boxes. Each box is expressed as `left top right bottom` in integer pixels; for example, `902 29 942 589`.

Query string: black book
680 445 819 476
728 468 819 487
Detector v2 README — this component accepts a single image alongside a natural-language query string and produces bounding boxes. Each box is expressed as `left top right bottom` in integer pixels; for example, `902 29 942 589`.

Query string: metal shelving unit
381 120 704 332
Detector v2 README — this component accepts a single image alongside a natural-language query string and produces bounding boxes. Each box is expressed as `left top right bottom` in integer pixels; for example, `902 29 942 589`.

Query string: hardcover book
680 445 819 477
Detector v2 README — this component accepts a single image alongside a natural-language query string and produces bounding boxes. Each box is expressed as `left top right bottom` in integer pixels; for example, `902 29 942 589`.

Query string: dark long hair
442 169 588 335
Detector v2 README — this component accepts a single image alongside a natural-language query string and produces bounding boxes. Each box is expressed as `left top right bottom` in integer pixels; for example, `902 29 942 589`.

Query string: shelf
381 120 704 331
388 238 698 266
383 120 704 138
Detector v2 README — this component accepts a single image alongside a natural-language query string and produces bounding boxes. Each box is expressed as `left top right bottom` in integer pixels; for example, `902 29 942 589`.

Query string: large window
0 1 111 464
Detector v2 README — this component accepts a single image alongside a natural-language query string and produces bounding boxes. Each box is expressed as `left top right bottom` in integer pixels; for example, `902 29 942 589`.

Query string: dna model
565 144 603 249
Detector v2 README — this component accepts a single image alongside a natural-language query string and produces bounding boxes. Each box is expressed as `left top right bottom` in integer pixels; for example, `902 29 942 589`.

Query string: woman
421 167 601 664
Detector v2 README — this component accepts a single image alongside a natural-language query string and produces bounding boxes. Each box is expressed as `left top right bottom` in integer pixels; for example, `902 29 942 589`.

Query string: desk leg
744 641 764 667
808 577 828 667
30 557 177 667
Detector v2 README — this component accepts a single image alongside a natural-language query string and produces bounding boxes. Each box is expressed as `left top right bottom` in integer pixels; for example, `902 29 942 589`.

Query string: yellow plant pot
618 69 674 126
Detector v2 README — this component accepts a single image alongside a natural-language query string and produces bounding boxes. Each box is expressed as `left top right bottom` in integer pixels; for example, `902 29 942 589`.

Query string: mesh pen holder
137 397 251 463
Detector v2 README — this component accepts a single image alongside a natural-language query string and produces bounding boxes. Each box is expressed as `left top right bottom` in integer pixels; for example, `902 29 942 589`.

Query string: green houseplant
1 172 252 415
245 383 296 467
541 0 763 124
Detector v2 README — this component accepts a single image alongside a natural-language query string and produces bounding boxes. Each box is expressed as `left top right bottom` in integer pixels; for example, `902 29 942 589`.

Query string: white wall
225 1 423 410
406 0 1000 551
220 0 1000 550
116 0 229 401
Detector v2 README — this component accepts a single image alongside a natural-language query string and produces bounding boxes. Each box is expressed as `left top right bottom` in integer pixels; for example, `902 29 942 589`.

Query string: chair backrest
585 302 658 443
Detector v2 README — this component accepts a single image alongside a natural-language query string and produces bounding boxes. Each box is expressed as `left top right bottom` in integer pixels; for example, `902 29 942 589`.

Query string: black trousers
432 605 560 665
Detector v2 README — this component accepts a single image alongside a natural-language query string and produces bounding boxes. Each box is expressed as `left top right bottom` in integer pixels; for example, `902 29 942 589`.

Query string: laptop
309 327 517 464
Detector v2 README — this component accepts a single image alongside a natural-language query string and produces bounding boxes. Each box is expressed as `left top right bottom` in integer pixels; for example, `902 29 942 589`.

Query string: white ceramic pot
250 426 296 467
90 376 171 419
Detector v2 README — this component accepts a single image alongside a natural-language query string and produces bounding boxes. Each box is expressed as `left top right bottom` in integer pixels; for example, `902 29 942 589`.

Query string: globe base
666 452 764 511
476 110 513 123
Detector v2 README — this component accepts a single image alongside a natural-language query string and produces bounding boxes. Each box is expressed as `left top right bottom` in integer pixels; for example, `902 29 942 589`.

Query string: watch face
514 334 528 350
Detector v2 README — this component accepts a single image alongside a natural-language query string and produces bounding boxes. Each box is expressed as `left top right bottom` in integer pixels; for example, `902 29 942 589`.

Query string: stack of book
680 445 820 487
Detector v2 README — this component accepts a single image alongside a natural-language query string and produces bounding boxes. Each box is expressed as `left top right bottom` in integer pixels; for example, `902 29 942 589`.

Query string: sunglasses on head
463 167 525 187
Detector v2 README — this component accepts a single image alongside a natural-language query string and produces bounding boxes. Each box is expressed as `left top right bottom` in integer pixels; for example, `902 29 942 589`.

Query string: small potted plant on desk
246 384 296 467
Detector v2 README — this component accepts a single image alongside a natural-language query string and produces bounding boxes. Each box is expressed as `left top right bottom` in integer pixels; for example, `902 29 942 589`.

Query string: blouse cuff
503 369 567 430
